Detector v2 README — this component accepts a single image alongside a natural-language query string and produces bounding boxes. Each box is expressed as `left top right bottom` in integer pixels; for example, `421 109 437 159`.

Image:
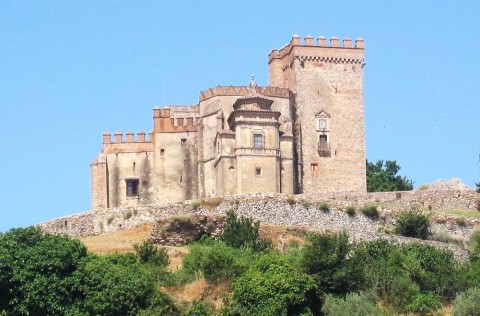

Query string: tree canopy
366 159 414 192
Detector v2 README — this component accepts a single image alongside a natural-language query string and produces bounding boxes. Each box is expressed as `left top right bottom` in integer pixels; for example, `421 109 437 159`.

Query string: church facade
90 35 367 210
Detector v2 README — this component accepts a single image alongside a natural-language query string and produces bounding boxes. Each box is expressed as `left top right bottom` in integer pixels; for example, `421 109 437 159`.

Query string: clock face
319 119 327 129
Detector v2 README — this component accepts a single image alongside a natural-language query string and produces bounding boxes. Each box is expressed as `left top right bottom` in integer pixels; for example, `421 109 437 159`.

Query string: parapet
153 106 199 133
102 131 154 154
199 85 290 102
102 131 153 144
268 34 364 64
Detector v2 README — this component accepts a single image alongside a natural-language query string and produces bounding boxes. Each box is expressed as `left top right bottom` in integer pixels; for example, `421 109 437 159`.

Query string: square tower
269 35 366 193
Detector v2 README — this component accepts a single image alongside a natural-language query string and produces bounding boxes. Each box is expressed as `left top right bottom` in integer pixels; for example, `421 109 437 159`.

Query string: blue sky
1 1 479 232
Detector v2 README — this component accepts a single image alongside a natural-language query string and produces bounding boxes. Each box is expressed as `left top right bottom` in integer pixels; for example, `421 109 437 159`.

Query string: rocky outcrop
148 215 225 246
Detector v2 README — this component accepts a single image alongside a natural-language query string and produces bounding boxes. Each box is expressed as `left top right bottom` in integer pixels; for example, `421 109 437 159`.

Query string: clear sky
1 1 479 232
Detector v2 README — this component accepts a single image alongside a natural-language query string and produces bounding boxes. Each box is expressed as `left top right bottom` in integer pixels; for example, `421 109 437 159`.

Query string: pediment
315 110 330 118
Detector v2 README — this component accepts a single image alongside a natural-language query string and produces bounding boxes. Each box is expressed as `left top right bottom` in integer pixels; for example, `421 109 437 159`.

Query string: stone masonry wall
37 190 479 260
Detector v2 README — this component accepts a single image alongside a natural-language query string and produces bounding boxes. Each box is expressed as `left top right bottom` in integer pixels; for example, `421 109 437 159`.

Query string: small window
160 149 165 159
311 163 319 178
126 179 139 196
253 134 263 148
255 167 262 176
181 138 187 147
318 119 327 130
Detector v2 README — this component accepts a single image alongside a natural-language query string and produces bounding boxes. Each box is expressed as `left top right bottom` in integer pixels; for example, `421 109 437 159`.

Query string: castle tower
269 35 366 193
226 78 282 194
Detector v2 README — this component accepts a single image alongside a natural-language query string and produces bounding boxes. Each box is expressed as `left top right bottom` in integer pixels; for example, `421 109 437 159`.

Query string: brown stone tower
268 35 366 193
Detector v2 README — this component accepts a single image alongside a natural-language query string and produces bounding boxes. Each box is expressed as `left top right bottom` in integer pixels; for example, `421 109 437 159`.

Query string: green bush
219 209 272 251
182 242 248 282
191 201 201 211
318 202 330 212
286 194 296 205
452 287 480 316
361 205 379 219
124 210 133 220
185 300 214 316
322 292 380 316
232 252 316 316
133 240 170 267
301 231 361 295
456 217 467 227
395 208 430 239
302 199 311 208
405 293 442 313
345 206 356 216
470 229 480 260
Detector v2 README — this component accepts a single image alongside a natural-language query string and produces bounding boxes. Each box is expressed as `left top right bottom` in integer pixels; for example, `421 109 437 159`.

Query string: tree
366 159 414 192
300 231 362 296
219 209 272 251
232 252 316 316
0 227 88 315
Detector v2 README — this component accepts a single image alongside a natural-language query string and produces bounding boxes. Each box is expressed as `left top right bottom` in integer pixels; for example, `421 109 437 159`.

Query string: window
318 134 331 157
311 163 319 178
181 138 187 147
318 119 327 130
126 179 139 196
319 135 328 149
255 167 262 176
253 134 263 148
160 149 165 159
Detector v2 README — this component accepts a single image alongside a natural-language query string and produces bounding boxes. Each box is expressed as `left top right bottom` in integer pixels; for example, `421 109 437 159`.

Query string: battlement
153 106 199 133
102 131 154 154
268 34 364 63
199 85 290 101
103 131 153 144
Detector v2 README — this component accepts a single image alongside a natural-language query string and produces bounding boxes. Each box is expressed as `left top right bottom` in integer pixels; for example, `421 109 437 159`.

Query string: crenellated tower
269 35 366 194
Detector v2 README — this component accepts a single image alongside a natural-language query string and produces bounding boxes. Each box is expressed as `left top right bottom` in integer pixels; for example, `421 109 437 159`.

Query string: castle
90 35 367 210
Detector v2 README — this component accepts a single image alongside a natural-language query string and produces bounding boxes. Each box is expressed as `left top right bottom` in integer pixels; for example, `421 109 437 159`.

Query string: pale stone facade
90 35 367 209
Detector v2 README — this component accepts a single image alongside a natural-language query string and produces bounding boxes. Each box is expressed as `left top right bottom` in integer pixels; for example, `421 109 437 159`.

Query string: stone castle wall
38 190 479 258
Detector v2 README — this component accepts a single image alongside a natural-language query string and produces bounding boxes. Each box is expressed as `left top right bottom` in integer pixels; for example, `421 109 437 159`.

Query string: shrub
361 205 379 219
219 209 260 249
469 229 480 260
345 206 356 216
302 199 311 208
318 202 330 212
185 300 214 316
107 216 114 224
417 184 429 191
182 242 247 282
286 194 296 206
232 252 316 316
133 240 170 267
405 293 442 314
191 201 201 211
322 292 380 316
452 287 480 316
456 217 467 227
301 231 360 295
124 210 133 220
395 208 430 239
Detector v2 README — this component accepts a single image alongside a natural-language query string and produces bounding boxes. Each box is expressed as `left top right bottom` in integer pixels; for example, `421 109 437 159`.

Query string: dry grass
200 197 223 210
259 225 308 251
163 279 232 309
434 209 480 218
78 223 154 255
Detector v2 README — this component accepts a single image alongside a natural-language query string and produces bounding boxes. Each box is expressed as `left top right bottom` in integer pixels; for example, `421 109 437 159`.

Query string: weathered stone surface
149 215 225 246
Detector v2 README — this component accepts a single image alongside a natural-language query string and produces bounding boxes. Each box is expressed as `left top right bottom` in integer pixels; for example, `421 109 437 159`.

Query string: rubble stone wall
37 190 479 260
